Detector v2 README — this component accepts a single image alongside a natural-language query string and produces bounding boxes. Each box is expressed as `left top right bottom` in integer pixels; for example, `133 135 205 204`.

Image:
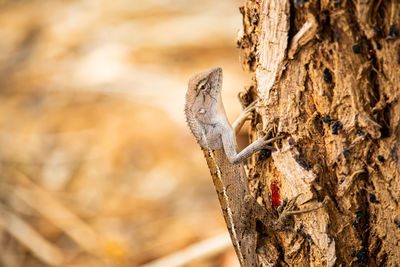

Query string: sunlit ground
0 0 250 266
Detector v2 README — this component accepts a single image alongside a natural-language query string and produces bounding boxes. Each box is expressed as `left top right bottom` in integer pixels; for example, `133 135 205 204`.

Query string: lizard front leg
221 126 283 164
225 100 284 164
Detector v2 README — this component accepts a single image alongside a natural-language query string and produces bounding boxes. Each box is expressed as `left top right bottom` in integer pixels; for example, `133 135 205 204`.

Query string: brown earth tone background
0 1 251 266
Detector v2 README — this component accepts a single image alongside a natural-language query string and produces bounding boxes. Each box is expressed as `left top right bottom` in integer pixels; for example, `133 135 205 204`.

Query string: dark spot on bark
340 177 345 183
323 68 332 83
377 155 385 162
322 114 332 125
343 149 350 158
353 211 364 230
357 130 365 136
329 49 333 55
369 193 378 203
295 157 310 170
389 25 399 38
249 53 255 61
332 121 343 135
356 248 368 265
297 224 304 232
352 44 361 53
351 251 356 257
258 149 271 161
281 200 287 209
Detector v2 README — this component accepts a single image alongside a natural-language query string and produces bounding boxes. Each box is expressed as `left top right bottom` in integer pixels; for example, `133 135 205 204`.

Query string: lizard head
185 67 224 147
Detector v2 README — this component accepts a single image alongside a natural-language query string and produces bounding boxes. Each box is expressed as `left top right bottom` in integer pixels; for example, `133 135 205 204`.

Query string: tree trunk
237 0 400 266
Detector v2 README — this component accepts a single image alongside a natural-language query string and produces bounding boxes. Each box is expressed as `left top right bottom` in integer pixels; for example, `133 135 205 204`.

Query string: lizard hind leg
277 195 325 229
243 195 277 230
244 194 324 232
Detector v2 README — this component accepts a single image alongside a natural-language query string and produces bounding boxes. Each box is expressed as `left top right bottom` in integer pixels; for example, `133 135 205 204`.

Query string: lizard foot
232 100 258 134
275 195 326 230
255 123 286 150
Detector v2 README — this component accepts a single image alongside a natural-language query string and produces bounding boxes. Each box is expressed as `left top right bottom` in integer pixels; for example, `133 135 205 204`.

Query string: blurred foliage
0 0 248 266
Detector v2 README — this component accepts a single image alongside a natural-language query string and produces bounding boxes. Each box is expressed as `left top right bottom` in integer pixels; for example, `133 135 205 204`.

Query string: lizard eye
198 81 207 91
199 108 206 114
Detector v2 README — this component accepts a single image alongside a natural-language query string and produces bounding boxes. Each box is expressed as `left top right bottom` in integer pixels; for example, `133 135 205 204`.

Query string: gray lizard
184 67 319 267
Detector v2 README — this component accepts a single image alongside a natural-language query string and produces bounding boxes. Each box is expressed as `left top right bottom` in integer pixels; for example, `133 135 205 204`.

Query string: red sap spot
255 0 260 6
270 181 281 208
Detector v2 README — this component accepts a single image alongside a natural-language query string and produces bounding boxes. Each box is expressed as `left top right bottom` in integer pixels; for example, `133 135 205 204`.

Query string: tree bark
238 0 400 266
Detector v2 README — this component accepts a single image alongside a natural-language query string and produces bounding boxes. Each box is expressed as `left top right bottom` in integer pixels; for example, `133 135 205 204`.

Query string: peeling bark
238 0 400 265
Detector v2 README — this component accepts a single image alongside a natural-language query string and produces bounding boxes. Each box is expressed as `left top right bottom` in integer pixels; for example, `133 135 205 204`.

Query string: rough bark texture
237 0 400 266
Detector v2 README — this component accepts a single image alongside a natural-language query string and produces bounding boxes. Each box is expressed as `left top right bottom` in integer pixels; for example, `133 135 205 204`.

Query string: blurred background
0 0 251 266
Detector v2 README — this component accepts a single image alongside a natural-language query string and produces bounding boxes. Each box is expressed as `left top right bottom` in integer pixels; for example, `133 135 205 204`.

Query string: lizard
184 67 321 267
